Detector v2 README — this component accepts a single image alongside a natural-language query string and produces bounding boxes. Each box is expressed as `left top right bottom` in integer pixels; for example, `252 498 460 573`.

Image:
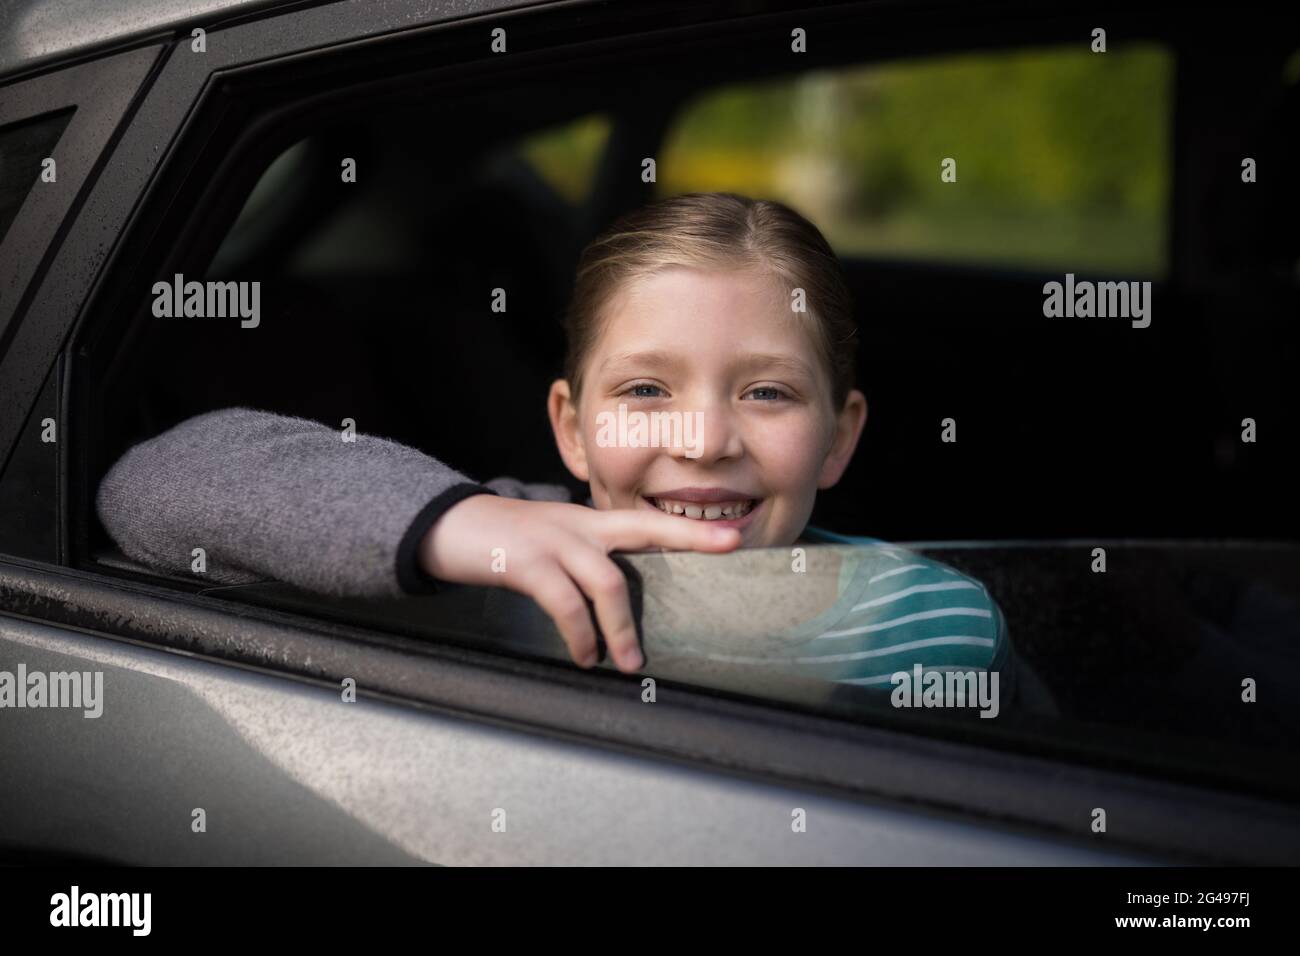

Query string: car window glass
181 540 1300 803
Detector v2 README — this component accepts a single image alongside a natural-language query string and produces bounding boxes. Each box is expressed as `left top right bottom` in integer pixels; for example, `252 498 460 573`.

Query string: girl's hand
417 494 741 672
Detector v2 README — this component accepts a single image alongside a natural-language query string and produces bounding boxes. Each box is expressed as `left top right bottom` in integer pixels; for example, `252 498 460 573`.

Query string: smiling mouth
644 496 759 521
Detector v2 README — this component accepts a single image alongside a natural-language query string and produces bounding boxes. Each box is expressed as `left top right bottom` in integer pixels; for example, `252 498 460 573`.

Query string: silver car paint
0 0 283 78
0 615 1148 864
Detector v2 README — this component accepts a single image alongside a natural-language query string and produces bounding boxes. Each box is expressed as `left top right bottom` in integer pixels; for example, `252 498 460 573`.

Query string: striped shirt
679 524 1009 690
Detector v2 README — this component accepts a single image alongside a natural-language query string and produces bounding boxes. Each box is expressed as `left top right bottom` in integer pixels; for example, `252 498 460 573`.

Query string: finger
595 509 742 554
557 546 642 672
521 565 600 668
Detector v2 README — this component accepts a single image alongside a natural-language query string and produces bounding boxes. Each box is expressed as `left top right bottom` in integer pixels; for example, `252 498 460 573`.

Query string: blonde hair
561 191 858 409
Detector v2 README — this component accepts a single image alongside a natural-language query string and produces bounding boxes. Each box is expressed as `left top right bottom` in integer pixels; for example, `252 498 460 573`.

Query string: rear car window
0 108 74 242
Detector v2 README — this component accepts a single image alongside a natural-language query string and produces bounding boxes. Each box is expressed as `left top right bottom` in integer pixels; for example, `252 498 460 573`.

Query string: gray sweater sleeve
95 407 571 597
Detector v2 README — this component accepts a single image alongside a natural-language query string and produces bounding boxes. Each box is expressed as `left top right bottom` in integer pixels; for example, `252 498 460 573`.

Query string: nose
669 394 744 465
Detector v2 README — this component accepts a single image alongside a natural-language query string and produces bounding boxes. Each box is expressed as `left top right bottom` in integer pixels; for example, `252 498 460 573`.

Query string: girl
98 192 1007 690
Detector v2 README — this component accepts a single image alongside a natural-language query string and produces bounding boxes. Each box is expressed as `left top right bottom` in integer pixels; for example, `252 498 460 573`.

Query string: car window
658 44 1171 275
0 108 73 242
69 9 1299 812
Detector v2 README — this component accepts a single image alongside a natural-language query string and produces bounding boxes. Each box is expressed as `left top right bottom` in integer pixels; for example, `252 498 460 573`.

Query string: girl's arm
95 406 511 597
96 406 742 673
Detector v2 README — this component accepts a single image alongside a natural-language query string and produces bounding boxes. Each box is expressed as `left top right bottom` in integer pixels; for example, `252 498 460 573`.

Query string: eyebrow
600 349 681 373
733 353 816 378
599 349 815 379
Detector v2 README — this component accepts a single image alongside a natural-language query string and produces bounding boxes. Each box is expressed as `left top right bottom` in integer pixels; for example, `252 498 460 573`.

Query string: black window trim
0 43 165 477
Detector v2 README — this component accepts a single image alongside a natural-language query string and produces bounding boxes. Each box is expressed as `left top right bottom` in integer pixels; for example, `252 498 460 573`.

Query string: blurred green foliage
655 44 1171 274
518 113 612 205
516 45 1171 274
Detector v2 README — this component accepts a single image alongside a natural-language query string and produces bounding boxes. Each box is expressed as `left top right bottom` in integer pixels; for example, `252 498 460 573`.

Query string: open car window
70 4 1300 816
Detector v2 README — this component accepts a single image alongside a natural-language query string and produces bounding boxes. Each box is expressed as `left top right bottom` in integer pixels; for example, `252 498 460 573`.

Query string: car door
2 0 1298 866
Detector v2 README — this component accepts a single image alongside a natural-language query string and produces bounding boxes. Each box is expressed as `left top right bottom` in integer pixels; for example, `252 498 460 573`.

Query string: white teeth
650 497 755 520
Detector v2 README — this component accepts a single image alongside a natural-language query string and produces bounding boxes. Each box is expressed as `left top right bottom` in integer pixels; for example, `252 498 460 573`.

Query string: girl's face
549 266 867 548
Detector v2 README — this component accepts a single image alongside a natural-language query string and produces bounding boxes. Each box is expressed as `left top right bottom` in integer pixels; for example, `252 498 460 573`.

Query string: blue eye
745 386 786 401
626 383 664 398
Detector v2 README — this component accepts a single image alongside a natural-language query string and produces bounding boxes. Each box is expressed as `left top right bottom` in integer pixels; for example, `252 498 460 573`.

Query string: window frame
0 44 164 482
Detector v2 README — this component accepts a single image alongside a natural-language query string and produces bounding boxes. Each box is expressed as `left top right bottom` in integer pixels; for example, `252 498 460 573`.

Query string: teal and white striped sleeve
788 528 1009 689
652 526 1010 701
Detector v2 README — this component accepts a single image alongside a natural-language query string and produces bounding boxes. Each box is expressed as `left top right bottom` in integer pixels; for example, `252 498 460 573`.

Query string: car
1 0 1297 866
